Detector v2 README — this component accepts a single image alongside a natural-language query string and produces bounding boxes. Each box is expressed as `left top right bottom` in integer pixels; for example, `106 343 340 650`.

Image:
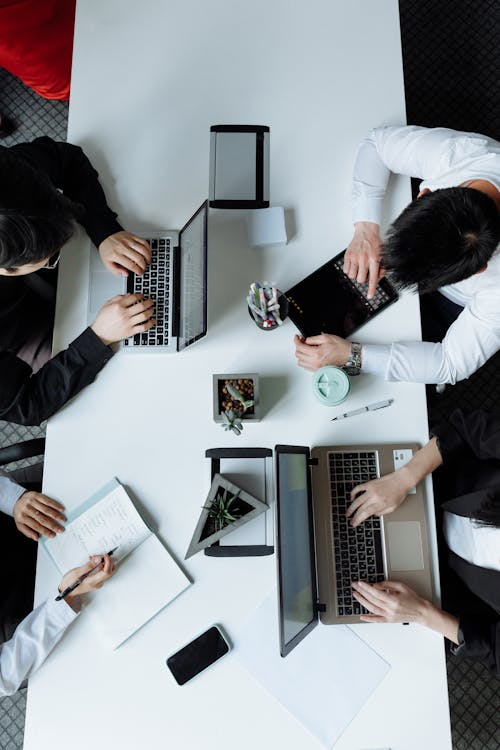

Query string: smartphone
166 625 231 685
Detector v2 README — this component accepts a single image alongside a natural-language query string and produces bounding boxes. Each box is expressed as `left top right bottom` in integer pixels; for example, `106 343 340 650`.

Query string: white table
24 1 452 748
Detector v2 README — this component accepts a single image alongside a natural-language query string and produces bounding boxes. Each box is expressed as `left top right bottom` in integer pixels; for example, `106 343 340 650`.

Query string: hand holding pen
56 547 118 602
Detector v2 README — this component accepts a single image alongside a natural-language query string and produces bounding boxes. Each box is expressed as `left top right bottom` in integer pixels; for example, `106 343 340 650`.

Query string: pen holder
312 366 350 406
247 283 288 330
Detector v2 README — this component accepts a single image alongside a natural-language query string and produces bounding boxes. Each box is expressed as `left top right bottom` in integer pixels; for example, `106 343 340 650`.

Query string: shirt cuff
71 327 114 366
430 411 466 463
361 344 392 376
44 596 80 628
0 476 26 517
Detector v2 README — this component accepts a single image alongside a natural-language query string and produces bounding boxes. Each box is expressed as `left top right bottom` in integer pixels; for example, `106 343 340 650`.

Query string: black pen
55 547 118 601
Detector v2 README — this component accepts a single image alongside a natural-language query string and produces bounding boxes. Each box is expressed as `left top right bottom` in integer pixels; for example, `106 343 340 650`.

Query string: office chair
0 438 45 491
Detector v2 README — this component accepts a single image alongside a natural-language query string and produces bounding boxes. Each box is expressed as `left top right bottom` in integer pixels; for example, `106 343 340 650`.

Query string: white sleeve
362 303 500 384
0 476 25 517
0 597 78 696
351 125 468 225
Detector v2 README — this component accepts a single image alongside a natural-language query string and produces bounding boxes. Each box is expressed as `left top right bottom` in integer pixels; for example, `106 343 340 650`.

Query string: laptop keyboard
124 237 171 347
329 451 386 616
333 257 393 311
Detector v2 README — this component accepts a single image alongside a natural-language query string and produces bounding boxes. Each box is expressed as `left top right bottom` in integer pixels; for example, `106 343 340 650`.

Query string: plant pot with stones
212 373 261 435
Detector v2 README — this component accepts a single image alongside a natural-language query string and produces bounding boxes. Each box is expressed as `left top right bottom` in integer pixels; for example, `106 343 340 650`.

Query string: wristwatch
342 342 362 376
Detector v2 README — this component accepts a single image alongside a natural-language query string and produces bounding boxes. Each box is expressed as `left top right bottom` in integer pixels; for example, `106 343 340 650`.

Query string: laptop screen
275 445 318 657
178 201 208 351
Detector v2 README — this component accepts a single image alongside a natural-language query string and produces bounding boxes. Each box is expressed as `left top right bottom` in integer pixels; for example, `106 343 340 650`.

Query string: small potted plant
213 373 260 435
185 473 268 558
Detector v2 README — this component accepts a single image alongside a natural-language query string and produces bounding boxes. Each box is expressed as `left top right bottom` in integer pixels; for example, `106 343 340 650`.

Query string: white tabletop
24 1 451 748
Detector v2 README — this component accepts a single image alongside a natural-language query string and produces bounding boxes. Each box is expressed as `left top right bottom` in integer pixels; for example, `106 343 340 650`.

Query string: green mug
312 366 350 406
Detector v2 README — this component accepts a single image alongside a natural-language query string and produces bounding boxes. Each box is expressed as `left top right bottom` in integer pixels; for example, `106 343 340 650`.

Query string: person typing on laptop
294 125 500 385
0 136 155 424
346 409 500 674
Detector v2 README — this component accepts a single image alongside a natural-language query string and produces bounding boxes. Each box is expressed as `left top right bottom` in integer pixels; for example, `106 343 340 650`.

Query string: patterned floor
1 1 500 747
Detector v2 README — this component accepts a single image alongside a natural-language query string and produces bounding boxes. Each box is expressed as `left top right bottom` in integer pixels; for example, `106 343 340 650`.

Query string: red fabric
0 0 76 100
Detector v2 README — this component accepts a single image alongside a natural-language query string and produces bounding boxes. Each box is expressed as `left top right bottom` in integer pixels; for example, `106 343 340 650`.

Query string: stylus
331 399 394 421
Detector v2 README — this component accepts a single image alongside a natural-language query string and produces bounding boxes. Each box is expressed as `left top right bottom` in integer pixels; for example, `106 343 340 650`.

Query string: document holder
204 447 274 557
209 125 270 209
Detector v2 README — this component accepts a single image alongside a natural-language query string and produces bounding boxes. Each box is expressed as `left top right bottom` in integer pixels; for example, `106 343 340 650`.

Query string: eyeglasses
44 250 61 270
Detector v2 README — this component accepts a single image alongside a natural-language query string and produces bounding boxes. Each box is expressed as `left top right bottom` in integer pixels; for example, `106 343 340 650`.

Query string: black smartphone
166 625 231 685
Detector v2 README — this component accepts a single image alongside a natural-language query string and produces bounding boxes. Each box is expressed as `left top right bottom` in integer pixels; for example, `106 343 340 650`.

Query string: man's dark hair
0 153 81 270
382 187 500 294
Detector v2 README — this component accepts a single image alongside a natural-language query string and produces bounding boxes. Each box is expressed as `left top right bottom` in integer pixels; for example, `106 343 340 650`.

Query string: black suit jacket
433 410 500 673
0 137 122 425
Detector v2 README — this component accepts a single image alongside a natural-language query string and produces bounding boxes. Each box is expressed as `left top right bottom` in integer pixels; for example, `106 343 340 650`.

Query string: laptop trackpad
386 521 424 571
88 272 123 319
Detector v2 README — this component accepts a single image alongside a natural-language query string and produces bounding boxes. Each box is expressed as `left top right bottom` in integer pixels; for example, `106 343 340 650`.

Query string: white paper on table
246 206 287 246
235 594 391 748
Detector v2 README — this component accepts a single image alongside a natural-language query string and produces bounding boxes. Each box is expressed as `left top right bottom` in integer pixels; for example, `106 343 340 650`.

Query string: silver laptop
87 201 208 352
275 443 432 656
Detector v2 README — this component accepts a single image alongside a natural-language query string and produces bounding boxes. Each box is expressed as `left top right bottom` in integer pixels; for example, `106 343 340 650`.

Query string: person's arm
433 408 500 464
9 138 152 276
346 125 460 296
346 437 442 527
0 555 115 697
0 327 113 426
0 292 155 426
450 615 500 674
9 137 122 248
0 476 25 517
295 296 500 385
351 580 459 643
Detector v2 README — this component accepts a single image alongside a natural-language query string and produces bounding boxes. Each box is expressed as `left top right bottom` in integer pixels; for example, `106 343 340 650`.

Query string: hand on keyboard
91 293 155 345
352 580 431 625
346 470 412 527
99 231 152 276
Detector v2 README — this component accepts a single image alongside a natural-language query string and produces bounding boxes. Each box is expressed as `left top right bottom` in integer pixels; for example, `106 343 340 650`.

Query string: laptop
283 249 398 338
274 443 432 657
87 201 208 352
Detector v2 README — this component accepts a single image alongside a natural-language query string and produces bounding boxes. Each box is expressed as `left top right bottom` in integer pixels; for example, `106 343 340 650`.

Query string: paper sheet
235 594 390 748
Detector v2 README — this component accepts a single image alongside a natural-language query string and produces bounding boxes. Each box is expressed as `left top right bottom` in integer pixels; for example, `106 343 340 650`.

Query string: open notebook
43 478 190 649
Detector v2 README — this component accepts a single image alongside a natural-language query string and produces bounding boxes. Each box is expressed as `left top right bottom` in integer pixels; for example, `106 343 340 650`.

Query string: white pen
330 399 394 421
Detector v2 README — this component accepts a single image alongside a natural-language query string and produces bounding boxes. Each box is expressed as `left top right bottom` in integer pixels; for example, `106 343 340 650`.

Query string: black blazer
0 137 121 425
433 409 500 673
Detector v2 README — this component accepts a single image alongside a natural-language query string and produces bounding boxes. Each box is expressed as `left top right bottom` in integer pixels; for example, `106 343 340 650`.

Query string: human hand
346 469 412 527
352 580 431 624
343 221 383 299
13 491 66 541
99 231 151 277
59 554 116 611
91 293 155 345
294 333 351 371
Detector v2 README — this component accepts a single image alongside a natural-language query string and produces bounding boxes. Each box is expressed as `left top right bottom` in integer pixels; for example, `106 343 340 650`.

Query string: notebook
275 443 432 656
283 249 399 338
43 478 190 649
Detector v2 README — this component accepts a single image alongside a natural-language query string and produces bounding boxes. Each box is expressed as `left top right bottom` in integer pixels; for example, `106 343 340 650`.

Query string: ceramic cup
312 366 350 406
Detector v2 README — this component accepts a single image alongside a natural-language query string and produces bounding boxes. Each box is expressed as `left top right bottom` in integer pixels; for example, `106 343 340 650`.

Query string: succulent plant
226 382 254 411
221 408 244 435
203 487 242 531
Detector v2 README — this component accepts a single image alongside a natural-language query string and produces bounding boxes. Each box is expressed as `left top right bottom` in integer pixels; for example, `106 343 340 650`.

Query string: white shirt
0 476 78 695
351 125 500 384
0 597 78 696
0 475 25 516
443 511 500 572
